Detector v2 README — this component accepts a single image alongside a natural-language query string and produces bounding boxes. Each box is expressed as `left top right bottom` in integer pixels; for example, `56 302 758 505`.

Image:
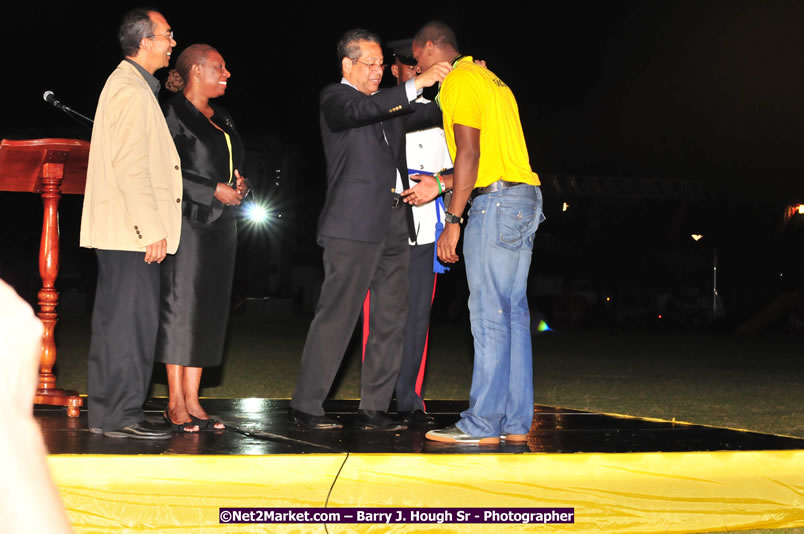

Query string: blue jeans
457 184 544 437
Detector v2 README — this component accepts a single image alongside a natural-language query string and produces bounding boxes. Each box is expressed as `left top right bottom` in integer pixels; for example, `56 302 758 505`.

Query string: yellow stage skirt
49 450 804 533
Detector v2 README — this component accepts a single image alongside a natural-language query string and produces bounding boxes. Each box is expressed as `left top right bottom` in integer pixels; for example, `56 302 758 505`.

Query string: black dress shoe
355 410 407 431
288 407 343 429
400 409 436 428
103 420 172 440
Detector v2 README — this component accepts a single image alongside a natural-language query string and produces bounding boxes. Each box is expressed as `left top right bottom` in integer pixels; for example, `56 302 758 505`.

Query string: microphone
43 91 65 110
42 90 94 128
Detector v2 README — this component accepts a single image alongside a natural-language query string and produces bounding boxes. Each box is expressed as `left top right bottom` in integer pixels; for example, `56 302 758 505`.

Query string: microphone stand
43 91 94 131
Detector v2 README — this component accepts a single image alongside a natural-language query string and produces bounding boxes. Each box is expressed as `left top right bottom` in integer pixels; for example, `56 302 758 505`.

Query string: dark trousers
87 250 160 431
291 207 409 416
395 243 437 411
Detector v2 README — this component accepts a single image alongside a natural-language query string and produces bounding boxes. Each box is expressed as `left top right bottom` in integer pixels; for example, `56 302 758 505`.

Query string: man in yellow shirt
409 21 545 444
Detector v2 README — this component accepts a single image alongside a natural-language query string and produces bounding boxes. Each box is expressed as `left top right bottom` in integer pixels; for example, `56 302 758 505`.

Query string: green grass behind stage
52 311 804 439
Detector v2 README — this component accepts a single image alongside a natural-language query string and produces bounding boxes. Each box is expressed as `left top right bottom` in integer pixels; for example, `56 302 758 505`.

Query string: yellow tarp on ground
49 450 804 533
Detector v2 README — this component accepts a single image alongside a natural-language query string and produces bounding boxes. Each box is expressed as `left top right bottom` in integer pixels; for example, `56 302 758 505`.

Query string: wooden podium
0 138 89 416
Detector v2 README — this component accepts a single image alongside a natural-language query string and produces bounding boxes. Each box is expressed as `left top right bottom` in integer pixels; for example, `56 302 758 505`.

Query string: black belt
471 180 527 201
392 193 405 208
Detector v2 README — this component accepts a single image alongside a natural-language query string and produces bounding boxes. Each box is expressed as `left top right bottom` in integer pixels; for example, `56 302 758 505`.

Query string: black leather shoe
288 407 343 429
103 420 172 440
355 410 407 431
400 409 436 428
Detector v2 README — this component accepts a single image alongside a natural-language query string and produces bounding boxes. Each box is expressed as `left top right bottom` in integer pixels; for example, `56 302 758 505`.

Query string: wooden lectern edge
2 138 89 417
1 138 89 150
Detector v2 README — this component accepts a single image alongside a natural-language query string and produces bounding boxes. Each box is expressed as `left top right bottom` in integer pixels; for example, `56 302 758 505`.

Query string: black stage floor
37 399 804 456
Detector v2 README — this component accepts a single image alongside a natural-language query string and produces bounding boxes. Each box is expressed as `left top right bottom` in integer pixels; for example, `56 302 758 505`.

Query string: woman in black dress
156 44 246 432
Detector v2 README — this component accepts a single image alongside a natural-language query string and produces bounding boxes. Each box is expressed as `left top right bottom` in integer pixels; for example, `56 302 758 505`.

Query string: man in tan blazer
80 8 182 439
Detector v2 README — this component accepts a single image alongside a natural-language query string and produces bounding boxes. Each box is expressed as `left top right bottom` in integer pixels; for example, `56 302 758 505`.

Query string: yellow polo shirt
440 56 540 188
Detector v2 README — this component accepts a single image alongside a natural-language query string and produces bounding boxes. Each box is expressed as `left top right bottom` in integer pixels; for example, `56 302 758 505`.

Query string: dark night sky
4 0 804 320
5 0 804 183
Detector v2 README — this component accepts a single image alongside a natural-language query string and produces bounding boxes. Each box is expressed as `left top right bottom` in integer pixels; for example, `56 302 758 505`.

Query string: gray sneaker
425 424 500 445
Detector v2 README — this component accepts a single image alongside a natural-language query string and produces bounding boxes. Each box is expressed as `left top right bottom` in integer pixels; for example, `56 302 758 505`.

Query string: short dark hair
336 29 381 61
118 8 156 57
413 20 459 52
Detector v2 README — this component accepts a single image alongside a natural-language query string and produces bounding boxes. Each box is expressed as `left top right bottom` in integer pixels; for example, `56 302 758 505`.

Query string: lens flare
244 202 269 224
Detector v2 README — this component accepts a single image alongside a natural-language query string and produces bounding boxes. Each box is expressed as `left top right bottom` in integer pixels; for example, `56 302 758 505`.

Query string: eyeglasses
352 58 386 71
148 30 174 41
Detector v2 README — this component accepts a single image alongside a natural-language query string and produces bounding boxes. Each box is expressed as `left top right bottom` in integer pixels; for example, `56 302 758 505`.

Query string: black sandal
189 414 225 431
163 412 198 433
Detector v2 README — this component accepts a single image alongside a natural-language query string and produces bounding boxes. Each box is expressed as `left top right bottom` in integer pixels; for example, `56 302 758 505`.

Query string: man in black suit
289 29 451 431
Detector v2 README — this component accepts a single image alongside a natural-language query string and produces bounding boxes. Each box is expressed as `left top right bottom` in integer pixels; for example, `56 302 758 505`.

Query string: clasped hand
215 169 248 206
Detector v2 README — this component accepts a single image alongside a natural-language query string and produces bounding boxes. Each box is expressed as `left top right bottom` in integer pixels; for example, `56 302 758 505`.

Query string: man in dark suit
289 29 451 430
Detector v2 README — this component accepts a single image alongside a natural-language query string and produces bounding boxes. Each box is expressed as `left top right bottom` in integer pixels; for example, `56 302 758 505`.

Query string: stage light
691 234 703 241
562 202 569 212
606 296 611 302
244 202 269 224
798 205 804 215
537 320 552 332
